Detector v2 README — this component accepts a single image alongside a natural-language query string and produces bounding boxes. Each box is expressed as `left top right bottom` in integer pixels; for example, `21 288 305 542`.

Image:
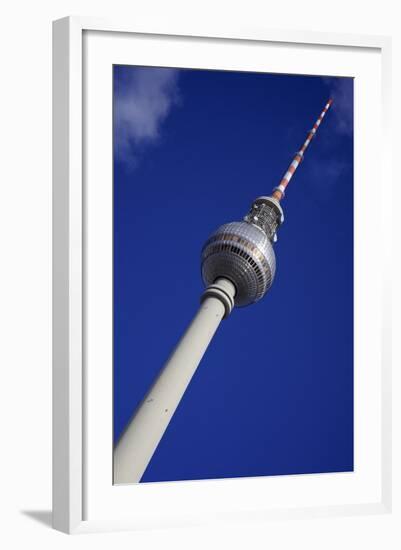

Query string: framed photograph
52 17 392 534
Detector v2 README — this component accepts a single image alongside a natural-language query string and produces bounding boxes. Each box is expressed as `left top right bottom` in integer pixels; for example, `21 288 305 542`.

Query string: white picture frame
52 16 392 534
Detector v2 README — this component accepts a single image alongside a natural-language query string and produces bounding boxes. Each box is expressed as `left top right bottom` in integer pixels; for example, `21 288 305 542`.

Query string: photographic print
112 66 353 485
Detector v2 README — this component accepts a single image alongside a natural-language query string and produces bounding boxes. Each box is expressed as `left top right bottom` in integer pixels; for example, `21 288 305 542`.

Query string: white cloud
323 77 353 136
114 67 180 167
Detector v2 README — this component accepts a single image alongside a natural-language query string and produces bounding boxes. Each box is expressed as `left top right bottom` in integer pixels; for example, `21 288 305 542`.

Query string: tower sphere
201 221 276 307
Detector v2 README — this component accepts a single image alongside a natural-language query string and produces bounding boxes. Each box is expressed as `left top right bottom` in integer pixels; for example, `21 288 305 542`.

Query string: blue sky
113 66 354 482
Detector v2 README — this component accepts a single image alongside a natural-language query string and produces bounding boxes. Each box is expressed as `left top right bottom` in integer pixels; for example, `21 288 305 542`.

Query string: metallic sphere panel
201 221 276 307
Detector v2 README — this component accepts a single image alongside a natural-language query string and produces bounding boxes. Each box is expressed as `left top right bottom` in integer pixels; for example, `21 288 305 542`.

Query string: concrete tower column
113 278 236 485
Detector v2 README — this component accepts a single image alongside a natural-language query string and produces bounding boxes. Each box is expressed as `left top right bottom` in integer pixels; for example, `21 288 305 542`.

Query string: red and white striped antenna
272 98 333 201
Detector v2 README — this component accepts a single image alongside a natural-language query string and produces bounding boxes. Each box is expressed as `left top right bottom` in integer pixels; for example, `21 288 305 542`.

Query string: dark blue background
113 67 354 482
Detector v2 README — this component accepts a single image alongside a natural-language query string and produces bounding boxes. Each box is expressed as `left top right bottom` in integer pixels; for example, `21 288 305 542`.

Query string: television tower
114 98 333 484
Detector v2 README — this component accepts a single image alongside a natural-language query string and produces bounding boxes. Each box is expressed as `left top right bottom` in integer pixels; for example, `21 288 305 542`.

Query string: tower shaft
272 99 333 201
114 278 235 484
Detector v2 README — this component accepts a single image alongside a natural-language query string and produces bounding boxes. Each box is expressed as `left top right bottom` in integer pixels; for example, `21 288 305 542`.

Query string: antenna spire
272 98 333 201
